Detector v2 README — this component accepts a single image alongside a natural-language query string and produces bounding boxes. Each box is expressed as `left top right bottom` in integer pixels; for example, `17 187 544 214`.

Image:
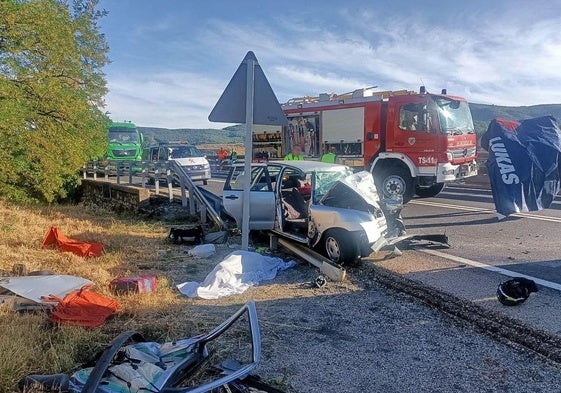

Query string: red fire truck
279 87 478 202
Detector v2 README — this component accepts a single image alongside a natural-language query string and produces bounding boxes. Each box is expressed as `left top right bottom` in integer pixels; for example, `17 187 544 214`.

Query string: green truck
106 121 144 163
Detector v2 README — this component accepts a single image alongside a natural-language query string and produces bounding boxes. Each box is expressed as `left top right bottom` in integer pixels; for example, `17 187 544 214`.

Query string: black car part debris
314 275 328 288
497 277 538 306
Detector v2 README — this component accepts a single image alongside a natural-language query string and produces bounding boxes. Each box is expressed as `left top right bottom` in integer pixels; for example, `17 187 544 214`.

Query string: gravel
174 244 561 392
250 265 561 392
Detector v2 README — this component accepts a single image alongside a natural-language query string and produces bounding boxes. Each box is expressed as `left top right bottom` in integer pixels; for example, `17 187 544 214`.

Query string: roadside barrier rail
82 160 226 229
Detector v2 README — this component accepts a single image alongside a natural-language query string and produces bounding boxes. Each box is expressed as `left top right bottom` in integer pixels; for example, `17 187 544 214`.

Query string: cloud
105 71 232 128
104 4 561 128
272 66 367 94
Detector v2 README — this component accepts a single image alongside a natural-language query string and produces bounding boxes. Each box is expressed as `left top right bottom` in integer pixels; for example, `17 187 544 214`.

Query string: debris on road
314 274 327 288
497 278 539 306
275 237 346 282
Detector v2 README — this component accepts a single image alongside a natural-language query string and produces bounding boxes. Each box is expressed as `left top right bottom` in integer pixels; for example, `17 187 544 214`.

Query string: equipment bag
109 276 157 294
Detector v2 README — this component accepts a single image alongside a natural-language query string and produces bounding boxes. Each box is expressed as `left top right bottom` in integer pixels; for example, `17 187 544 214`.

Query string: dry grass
197 143 245 156
0 200 226 392
0 199 365 392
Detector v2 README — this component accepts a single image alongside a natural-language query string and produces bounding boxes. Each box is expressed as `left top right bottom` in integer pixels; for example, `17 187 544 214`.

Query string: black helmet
497 277 538 306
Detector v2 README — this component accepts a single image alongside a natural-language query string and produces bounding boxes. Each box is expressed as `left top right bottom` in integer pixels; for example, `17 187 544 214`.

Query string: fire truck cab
281 87 478 202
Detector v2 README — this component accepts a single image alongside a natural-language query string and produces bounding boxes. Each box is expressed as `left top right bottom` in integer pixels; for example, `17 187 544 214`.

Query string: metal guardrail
82 160 226 229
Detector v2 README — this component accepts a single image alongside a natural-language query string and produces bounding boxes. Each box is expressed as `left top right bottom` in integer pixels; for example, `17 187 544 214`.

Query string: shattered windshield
432 97 475 135
313 169 353 203
169 146 203 158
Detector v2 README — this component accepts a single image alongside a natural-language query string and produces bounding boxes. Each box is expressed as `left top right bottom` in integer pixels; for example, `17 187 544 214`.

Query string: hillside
138 124 244 146
138 103 561 145
471 103 561 134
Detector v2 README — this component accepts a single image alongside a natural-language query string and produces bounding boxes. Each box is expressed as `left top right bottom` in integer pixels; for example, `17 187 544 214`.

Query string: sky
97 0 561 129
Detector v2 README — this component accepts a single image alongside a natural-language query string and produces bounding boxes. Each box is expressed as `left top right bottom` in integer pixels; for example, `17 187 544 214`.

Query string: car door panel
222 166 276 230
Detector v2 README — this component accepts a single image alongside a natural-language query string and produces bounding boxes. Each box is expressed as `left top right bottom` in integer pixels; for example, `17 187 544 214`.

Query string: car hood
320 171 383 210
172 157 208 166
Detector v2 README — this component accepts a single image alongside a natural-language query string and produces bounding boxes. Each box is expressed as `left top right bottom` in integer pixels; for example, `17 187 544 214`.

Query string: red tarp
41 226 103 258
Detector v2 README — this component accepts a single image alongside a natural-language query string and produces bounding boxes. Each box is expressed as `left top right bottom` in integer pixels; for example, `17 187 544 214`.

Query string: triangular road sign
209 51 287 126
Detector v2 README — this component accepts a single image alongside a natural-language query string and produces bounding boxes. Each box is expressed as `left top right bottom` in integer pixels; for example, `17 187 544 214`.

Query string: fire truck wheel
375 166 414 204
322 229 356 264
415 182 445 198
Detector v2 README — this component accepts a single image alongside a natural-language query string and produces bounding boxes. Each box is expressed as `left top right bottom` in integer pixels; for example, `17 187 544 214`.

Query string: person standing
321 146 337 163
217 147 228 162
284 145 304 161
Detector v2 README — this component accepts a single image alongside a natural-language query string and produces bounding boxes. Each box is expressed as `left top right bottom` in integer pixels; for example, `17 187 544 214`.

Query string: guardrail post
104 163 109 181
93 161 97 181
83 165 87 179
141 162 147 188
116 161 121 184
128 163 133 184
188 184 196 215
180 179 187 207
155 167 160 194
166 163 173 202
200 204 207 223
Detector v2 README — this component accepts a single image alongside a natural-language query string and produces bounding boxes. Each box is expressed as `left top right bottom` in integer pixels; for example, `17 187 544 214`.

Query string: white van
143 142 211 185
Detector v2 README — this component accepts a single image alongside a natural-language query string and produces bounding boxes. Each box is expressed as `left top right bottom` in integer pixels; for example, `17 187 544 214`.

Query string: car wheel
322 229 357 264
415 182 445 198
375 166 414 204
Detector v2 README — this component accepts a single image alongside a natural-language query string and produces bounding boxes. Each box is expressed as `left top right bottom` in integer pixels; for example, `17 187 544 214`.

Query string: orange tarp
41 226 103 258
44 286 118 328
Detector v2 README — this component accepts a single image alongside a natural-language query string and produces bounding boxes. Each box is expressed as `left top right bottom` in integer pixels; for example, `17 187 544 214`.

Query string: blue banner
481 116 561 219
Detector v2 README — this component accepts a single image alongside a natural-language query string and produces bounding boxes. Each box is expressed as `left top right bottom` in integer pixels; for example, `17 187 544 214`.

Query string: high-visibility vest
321 152 337 163
284 153 303 161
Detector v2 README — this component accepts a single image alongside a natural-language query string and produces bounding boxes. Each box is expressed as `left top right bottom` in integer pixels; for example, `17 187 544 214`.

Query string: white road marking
444 186 492 193
411 200 561 224
419 248 561 292
411 200 494 213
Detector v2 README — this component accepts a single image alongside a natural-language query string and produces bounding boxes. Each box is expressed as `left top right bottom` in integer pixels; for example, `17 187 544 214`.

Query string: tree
0 0 109 202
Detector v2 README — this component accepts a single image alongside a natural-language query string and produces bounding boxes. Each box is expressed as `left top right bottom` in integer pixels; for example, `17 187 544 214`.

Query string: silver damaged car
222 161 389 264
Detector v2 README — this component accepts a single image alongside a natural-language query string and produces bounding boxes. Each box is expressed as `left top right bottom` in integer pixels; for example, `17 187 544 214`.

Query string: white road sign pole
242 57 255 251
208 51 287 251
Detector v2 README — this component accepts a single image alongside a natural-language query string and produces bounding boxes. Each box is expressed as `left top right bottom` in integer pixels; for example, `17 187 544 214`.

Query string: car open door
223 166 276 230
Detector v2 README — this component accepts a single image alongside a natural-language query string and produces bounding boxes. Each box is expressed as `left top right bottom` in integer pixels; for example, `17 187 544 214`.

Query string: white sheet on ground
0 275 92 303
177 251 296 299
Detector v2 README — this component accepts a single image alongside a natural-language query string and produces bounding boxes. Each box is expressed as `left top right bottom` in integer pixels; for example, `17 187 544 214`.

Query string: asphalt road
377 181 561 336
403 183 561 284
